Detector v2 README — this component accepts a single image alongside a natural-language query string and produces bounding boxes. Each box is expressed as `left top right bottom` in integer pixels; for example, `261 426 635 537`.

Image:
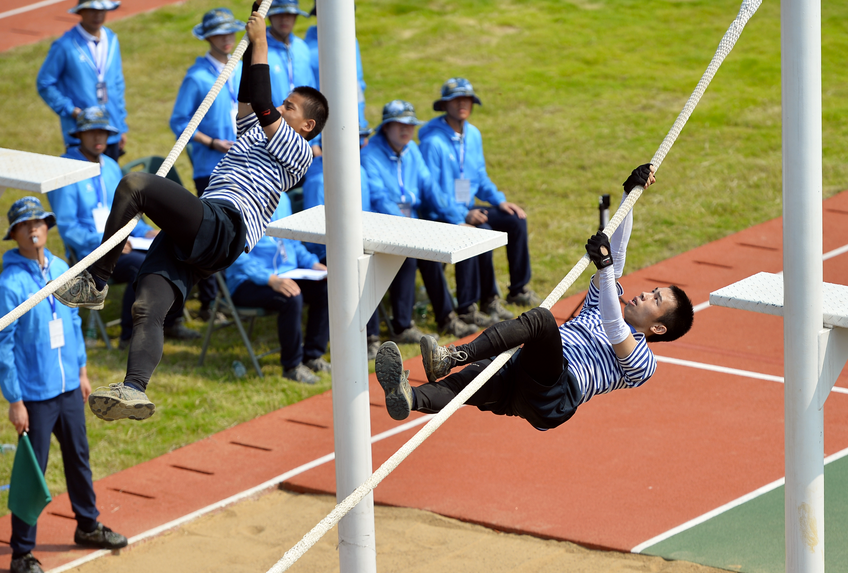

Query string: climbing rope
264 1 763 571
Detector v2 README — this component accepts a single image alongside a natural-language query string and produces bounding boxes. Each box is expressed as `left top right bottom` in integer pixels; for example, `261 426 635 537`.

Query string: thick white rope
0 0 274 333
264 1 763 571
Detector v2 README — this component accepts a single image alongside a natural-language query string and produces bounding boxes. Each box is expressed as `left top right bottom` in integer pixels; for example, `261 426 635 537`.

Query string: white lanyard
272 238 288 275
75 26 108 81
395 155 406 202
204 54 237 104
37 264 57 317
457 133 466 179
284 44 295 95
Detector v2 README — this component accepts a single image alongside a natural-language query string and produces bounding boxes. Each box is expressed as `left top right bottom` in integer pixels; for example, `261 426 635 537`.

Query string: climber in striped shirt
374 164 695 430
53 7 328 422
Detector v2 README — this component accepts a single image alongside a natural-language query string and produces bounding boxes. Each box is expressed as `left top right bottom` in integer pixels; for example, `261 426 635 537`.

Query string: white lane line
632 445 848 553
0 0 70 20
47 415 434 573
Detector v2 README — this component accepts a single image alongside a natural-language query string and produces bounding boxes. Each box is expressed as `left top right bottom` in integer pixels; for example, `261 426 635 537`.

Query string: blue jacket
304 26 366 128
225 196 319 294
418 116 506 224
361 131 457 222
170 56 242 179
36 25 127 147
47 148 152 260
266 30 317 108
301 154 372 260
0 249 86 403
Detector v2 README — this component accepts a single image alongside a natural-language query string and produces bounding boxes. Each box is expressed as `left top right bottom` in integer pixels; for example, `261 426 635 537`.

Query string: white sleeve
610 193 632 279
598 265 631 345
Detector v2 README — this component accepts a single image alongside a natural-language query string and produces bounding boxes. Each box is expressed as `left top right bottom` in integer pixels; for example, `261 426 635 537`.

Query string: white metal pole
316 1 377 572
781 0 824 570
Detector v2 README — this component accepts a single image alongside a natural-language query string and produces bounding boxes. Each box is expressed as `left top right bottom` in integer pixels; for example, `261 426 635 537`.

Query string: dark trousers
193 176 217 307
231 280 330 369
455 207 532 311
389 258 454 333
102 142 122 163
11 387 99 557
112 251 182 341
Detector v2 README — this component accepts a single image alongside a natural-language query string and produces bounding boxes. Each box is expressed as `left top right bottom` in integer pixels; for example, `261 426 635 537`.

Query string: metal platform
0 147 100 194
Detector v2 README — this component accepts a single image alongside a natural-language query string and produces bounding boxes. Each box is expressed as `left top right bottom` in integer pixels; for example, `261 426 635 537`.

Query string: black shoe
74 522 128 549
164 320 200 340
10 553 43 573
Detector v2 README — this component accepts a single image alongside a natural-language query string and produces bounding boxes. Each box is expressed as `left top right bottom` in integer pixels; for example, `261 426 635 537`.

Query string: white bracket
357 252 405 330
818 326 848 409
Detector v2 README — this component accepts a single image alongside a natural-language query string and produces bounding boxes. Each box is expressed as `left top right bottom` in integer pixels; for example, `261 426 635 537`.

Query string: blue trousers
455 207 532 313
389 258 453 333
11 387 99 556
231 280 330 369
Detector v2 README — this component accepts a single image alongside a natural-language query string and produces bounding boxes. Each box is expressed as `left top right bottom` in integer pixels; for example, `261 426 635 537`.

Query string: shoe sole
374 342 412 421
54 296 105 311
89 395 155 422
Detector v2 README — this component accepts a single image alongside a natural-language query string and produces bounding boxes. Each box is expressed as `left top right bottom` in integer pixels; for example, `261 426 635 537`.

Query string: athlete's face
280 92 316 139
622 287 676 337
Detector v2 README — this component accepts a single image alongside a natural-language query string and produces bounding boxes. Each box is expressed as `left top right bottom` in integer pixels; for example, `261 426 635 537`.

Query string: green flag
8 434 51 526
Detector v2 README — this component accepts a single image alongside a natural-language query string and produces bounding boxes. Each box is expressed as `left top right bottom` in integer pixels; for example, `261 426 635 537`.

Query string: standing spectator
419 78 540 324
47 108 199 349
361 100 477 343
170 8 245 321
0 197 127 573
36 0 128 162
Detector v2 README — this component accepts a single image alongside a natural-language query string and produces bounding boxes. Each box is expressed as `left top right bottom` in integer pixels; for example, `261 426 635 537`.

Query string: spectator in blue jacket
361 101 477 343
225 195 330 384
419 78 541 321
0 197 127 573
36 0 128 161
170 8 245 320
47 108 198 348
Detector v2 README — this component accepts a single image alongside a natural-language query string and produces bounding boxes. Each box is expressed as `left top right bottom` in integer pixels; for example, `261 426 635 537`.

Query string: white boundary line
632 445 848 553
0 0 70 20
47 415 434 573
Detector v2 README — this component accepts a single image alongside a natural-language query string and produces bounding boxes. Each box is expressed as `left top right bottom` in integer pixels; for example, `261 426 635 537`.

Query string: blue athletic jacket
46 148 152 260
301 154 372 260
266 30 317 108
170 56 242 179
417 116 506 224
304 26 366 128
0 249 86 403
225 195 319 294
36 25 127 147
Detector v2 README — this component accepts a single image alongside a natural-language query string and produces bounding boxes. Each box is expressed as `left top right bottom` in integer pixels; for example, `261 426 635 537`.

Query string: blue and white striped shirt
203 113 313 252
559 279 657 405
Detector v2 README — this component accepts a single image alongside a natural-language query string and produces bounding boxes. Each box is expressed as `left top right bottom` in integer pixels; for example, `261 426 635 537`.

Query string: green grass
0 0 847 511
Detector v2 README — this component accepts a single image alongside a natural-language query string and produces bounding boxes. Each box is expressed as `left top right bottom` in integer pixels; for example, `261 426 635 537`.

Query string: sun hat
68 0 120 14
71 107 119 137
377 100 424 132
433 77 482 112
267 0 309 18
4 197 56 241
192 8 246 40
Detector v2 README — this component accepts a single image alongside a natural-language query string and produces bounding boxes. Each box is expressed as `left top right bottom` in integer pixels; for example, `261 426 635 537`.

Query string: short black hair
293 86 329 141
647 285 694 343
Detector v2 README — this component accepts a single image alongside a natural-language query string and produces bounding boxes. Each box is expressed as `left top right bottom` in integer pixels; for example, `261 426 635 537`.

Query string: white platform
0 147 100 194
709 271 848 328
266 205 508 264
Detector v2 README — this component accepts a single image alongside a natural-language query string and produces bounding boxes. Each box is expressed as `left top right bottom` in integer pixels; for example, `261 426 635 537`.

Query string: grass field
0 0 846 512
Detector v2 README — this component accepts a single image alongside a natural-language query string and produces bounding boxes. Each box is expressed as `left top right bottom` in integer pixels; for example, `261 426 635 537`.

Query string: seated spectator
419 78 540 324
0 197 127 573
47 108 199 349
225 194 330 384
361 100 477 343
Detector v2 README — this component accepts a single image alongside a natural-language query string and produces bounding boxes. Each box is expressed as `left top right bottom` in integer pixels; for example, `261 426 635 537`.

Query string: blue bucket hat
4 197 56 241
268 0 309 17
192 8 246 40
378 100 424 132
433 77 482 112
68 0 120 14
71 107 119 137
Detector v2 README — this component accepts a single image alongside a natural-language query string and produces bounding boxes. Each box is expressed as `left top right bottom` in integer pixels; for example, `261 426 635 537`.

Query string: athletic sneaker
88 383 155 422
50 269 108 310
304 357 331 373
74 522 128 550
439 311 478 339
458 303 496 328
483 296 514 321
283 363 319 385
374 342 413 421
506 288 542 307
420 334 467 383
10 553 43 573
391 324 426 345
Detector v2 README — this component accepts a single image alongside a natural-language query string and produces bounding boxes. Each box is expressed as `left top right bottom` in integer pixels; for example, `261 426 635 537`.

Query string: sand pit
68 489 724 573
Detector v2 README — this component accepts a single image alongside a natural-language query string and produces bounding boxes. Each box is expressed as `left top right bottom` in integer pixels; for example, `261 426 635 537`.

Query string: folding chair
197 273 280 378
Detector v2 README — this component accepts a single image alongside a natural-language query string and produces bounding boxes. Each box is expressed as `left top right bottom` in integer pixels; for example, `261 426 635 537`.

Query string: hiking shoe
50 269 108 310
164 320 200 340
391 324 426 344
458 303 497 328
420 334 467 383
89 383 155 422
374 342 413 421
483 296 514 321
74 522 128 550
305 357 331 373
439 311 477 339
283 363 319 385
10 553 43 573
506 288 542 307
367 336 381 361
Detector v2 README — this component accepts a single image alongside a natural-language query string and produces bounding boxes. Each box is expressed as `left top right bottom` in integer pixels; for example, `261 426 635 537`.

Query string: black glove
586 232 613 269
622 163 653 194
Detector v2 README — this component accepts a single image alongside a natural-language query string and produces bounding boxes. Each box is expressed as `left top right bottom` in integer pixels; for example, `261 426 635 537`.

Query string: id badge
454 178 471 204
92 204 110 234
49 318 65 349
95 81 108 105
